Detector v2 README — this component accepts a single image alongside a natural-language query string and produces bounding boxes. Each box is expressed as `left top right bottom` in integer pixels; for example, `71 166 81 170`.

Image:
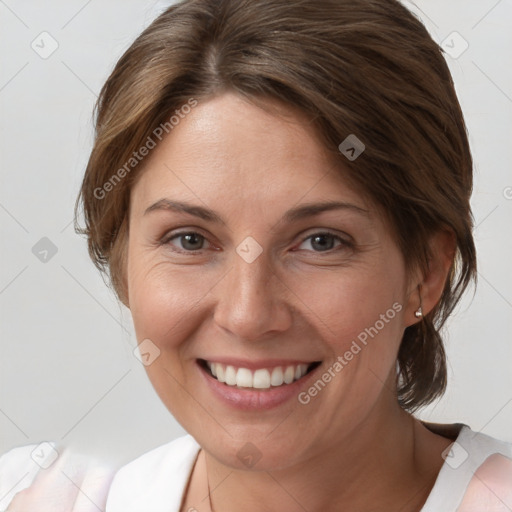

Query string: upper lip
198 357 321 371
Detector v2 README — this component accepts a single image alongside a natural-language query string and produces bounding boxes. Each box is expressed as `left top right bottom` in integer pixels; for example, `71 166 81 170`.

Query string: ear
403 228 457 327
118 270 130 309
119 290 130 309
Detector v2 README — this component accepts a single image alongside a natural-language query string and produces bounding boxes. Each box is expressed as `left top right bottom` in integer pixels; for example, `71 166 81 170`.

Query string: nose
212 248 293 342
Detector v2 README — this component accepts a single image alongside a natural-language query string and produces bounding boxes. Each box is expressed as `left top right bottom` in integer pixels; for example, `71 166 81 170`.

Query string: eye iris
311 234 335 251
181 233 203 250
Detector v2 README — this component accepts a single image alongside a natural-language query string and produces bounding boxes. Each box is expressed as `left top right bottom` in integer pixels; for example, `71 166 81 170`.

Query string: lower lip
197 360 322 411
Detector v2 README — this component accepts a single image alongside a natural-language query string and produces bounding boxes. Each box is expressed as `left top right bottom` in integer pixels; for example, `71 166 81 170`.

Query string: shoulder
0 441 116 511
0 442 43 508
422 424 512 512
106 434 201 512
456 430 512 511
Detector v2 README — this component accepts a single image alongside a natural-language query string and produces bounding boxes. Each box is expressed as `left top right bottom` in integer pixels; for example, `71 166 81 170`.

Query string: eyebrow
143 198 369 224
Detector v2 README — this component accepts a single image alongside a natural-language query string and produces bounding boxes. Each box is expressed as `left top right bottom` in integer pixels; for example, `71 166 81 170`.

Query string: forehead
130 92 370 216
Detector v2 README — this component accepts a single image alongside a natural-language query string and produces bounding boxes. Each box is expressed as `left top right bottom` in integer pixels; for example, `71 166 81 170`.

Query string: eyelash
159 230 353 255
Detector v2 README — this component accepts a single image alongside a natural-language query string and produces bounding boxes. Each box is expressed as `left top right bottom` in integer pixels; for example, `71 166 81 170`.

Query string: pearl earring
415 284 423 319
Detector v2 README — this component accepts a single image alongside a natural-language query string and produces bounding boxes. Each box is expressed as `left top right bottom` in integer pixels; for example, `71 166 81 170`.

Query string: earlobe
120 286 130 309
421 228 457 314
116 277 130 309
414 287 423 319
404 228 456 326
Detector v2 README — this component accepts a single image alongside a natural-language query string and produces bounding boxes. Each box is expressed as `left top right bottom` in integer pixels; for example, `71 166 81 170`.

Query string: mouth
197 358 322 391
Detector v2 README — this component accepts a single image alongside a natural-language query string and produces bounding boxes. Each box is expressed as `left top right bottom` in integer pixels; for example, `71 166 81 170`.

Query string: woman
1 0 511 510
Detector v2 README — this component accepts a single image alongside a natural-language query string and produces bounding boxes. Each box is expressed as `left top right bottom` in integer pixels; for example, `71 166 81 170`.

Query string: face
126 92 417 470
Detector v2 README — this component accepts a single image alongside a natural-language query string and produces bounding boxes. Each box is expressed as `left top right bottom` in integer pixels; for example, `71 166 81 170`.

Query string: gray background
1 0 511 465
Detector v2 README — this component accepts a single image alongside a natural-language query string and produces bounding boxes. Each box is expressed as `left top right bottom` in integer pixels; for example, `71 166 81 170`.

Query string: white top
1 422 511 511
0 441 115 511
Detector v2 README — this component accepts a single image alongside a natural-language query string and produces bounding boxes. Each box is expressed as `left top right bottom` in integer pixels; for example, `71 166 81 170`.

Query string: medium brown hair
75 0 477 413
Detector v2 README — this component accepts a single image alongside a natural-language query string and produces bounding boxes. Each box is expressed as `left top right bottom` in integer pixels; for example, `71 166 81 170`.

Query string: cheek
126 255 218 425
287 263 407 406
292 264 405 343
128 261 213 347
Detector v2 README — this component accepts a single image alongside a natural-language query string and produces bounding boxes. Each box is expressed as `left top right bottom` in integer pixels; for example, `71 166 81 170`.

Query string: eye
163 231 210 252
295 232 352 253
160 230 352 255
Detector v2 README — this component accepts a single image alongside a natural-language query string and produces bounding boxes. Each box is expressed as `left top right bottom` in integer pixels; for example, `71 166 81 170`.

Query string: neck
203 399 446 512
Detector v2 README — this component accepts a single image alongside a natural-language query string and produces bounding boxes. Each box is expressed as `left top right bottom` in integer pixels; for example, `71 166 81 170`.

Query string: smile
198 359 322 390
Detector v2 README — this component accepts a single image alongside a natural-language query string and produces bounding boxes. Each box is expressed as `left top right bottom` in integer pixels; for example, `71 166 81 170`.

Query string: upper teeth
206 361 309 389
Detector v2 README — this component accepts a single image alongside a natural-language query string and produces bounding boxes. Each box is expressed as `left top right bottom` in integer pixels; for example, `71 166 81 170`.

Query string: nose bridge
213 246 291 340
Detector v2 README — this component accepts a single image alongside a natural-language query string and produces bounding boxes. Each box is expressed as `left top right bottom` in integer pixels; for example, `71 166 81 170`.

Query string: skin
125 91 457 512
457 454 512 510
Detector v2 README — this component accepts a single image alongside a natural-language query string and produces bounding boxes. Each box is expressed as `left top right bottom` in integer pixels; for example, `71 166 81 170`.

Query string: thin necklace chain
205 452 215 512
207 468 215 512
